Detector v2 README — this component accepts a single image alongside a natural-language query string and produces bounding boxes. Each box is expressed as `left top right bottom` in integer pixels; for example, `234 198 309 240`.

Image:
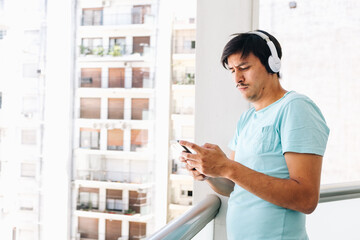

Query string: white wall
307 198 360 239
194 0 256 239
41 0 74 239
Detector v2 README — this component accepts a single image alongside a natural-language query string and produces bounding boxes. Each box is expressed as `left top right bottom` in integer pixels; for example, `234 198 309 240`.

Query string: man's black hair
221 30 282 78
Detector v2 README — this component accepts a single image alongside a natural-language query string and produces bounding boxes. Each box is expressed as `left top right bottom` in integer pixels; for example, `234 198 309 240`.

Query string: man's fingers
179 140 203 154
202 142 218 149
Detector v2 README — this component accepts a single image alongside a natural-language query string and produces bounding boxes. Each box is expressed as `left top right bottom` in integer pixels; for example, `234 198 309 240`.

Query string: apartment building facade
0 0 46 239
72 0 158 239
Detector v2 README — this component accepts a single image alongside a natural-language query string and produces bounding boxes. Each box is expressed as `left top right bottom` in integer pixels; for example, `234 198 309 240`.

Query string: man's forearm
223 160 319 214
206 177 235 197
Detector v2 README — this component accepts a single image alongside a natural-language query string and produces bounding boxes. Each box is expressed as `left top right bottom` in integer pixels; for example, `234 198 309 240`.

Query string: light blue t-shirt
227 91 330 240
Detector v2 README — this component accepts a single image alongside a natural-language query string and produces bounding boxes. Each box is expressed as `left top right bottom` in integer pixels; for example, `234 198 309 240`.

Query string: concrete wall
194 0 257 239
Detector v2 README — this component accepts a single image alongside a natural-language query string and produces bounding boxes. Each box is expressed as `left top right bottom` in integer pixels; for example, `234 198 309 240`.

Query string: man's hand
179 140 232 178
183 162 209 181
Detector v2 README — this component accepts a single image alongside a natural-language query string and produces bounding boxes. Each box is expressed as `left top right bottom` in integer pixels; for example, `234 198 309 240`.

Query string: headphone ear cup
268 55 281 73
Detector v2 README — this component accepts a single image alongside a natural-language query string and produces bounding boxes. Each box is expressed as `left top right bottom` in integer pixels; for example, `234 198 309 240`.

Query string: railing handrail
319 181 360 203
147 194 221 240
149 182 360 239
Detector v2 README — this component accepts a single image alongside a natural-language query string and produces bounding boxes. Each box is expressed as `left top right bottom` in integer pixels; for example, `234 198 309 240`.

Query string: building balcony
81 12 155 27
78 45 154 62
75 170 150 185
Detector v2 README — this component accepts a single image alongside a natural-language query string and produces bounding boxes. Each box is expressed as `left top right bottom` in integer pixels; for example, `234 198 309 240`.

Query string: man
179 30 330 239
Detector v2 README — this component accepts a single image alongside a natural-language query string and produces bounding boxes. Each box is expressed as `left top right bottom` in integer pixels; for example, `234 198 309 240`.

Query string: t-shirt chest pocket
259 125 279 153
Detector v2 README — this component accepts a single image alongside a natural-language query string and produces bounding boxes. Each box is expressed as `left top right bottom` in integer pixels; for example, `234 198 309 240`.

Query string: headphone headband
248 31 281 73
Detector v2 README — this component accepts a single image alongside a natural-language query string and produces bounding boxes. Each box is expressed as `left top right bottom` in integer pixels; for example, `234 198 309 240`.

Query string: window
108 98 124 119
107 129 124 151
82 8 103 26
131 98 149 120
22 96 38 118
131 5 151 24
80 38 103 55
132 67 150 88
106 220 122 240
77 187 99 210
21 129 37 145
80 68 101 88
80 98 101 119
80 128 100 149
109 37 126 56
108 68 125 88
21 163 36 178
19 200 34 211
106 189 123 211
130 129 148 152
129 222 147 239
132 36 150 55
78 217 99 239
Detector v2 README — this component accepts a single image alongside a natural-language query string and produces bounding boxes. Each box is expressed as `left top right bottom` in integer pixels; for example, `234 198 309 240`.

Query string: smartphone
177 140 192 153
176 140 196 170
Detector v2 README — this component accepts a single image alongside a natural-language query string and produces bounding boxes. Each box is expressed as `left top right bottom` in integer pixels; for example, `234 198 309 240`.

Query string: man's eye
239 66 249 70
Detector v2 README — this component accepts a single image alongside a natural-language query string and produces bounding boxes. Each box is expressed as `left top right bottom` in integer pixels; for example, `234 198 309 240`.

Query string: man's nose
234 70 244 83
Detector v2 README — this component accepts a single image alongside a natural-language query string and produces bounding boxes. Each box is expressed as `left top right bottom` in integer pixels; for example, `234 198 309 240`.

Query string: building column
99 187 106 211
194 0 258 239
122 220 129 239
124 66 132 89
101 67 108 88
125 36 132 56
98 218 105 240
100 128 107 151
101 97 107 120
123 190 129 211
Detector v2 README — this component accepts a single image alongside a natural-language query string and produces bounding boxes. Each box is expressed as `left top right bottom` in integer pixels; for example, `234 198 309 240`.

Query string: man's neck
253 85 287 111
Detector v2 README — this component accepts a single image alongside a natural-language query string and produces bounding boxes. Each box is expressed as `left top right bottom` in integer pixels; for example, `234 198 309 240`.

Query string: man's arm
183 150 235 197
180 141 323 214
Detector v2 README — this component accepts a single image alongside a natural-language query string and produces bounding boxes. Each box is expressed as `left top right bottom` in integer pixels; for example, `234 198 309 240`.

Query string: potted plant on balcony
93 46 105 56
108 45 122 57
80 45 92 55
124 208 136 215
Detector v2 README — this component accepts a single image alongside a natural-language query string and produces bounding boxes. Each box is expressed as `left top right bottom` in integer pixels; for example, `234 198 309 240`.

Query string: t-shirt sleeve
228 117 243 151
280 98 330 156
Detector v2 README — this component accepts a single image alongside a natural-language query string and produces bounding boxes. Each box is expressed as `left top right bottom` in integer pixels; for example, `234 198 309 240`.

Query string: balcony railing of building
78 76 154 89
148 182 360 240
81 12 155 26
76 169 150 184
78 45 153 58
172 74 195 85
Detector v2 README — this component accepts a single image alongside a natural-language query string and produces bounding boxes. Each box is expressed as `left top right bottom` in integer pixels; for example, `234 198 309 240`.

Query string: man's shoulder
281 91 316 109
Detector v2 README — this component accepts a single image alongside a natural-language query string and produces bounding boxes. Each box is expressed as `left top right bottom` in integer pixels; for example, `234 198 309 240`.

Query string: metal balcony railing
148 194 221 240
79 44 153 58
148 182 360 240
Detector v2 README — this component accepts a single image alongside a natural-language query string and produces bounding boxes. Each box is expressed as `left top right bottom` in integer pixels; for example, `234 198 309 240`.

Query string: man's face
227 52 272 103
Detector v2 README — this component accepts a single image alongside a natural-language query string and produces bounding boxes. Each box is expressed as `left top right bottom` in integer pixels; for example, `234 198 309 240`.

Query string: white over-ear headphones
248 31 281 73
